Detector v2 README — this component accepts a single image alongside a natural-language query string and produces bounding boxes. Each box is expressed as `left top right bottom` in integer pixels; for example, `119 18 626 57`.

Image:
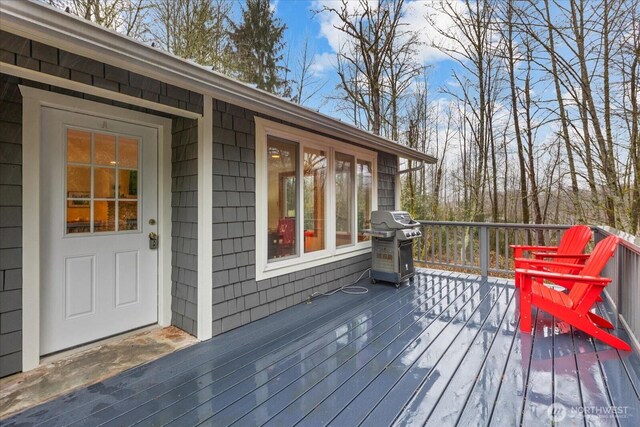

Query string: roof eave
0 0 437 164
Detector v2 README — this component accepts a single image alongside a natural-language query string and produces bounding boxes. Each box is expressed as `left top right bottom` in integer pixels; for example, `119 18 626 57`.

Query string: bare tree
502 0 529 225
151 0 232 72
48 0 150 39
428 0 502 221
318 0 418 137
289 35 327 105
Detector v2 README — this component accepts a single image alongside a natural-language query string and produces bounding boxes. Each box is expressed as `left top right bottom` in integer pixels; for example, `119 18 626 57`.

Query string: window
256 118 377 279
65 128 140 235
267 136 298 260
335 152 354 247
357 159 372 242
303 147 327 253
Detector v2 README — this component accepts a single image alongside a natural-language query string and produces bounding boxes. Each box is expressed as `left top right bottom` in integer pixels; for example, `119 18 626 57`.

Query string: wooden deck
2 269 639 426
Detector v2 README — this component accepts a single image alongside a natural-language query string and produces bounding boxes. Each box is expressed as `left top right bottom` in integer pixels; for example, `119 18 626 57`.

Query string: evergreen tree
229 0 288 95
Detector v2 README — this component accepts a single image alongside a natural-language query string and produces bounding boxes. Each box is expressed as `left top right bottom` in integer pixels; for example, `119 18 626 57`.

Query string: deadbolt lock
149 232 158 250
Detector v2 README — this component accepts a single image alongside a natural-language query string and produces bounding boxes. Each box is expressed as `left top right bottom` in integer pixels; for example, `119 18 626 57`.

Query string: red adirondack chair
512 225 592 287
517 236 630 351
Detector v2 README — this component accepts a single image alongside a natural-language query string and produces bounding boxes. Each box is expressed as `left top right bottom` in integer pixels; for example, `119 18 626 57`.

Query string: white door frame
20 86 176 370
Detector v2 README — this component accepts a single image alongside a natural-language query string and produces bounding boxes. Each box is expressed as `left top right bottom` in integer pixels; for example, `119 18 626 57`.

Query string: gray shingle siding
0 74 23 378
211 100 396 336
0 31 204 376
171 117 199 336
378 151 398 211
211 100 257 335
0 30 204 115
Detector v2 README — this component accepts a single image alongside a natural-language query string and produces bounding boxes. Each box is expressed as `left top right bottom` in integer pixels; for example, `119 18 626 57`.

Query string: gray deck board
419 281 516 426
520 309 555 426
359 278 501 427
591 306 640 426
152 274 440 424
454 286 520 427
264 274 475 427
82 285 411 425
2 269 638 427
328 274 487 427
288 275 469 427
553 318 586 427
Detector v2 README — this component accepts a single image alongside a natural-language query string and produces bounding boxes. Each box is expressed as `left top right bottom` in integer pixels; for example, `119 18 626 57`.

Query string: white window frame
64 127 142 236
255 117 377 281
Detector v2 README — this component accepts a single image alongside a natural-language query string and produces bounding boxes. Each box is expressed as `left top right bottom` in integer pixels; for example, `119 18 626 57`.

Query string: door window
66 128 140 234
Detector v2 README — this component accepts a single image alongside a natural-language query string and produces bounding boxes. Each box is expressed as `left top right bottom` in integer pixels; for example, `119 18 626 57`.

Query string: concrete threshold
0 326 197 419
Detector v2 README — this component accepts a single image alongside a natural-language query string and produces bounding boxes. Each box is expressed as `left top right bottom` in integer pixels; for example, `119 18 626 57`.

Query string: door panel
64 255 95 319
115 250 139 307
41 107 158 355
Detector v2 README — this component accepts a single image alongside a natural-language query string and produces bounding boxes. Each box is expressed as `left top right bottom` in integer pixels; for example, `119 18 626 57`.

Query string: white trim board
1 63 200 120
19 86 174 371
197 96 213 341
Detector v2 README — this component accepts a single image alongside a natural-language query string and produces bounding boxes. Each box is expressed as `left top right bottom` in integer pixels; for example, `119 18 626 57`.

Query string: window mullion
328 148 335 253
90 131 95 233
298 141 304 257
353 156 358 246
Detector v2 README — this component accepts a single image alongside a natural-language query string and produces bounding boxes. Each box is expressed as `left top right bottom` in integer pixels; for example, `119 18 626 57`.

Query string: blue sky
264 0 458 118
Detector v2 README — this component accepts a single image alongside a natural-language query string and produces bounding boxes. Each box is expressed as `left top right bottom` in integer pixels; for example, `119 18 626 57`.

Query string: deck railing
414 221 572 276
413 220 640 349
593 226 640 349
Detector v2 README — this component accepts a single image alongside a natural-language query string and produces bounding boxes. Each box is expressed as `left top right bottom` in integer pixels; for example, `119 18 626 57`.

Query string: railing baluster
438 225 442 266
479 225 488 277
444 228 451 265
494 228 499 272
454 226 458 266
461 226 466 265
504 229 509 271
431 225 435 264
469 226 474 268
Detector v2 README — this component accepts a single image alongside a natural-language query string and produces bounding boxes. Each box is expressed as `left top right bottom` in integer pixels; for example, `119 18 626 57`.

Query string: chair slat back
553 225 592 266
568 236 619 304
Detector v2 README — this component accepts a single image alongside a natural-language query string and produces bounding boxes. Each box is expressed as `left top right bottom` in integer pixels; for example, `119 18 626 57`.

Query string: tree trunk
506 0 530 226
570 0 619 227
544 0 583 222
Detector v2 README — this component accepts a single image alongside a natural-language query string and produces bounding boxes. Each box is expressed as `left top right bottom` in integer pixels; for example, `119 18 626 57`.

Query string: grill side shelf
363 229 395 238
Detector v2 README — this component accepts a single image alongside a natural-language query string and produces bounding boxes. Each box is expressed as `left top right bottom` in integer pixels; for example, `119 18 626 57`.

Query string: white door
40 107 158 355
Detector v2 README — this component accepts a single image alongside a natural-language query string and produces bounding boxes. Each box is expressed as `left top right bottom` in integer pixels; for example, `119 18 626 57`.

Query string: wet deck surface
2 269 639 426
0 326 197 419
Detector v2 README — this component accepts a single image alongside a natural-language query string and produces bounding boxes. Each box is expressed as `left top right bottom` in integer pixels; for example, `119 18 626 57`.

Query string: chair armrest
514 258 585 270
515 268 611 284
510 244 559 251
532 252 590 259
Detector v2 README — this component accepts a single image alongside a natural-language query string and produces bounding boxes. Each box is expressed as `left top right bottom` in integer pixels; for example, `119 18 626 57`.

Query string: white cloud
309 52 337 77
403 0 464 64
312 0 360 54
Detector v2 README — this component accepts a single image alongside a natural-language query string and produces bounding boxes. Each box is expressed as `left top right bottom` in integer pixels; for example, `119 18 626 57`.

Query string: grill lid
370 210 420 230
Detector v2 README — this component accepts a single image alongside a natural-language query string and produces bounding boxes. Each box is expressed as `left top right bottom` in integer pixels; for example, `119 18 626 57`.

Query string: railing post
479 225 489 277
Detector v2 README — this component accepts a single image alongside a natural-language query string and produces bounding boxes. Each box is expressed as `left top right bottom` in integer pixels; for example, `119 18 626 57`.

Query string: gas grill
364 210 422 287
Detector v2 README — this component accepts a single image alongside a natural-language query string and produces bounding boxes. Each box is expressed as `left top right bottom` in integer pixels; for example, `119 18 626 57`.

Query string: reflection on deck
3 269 639 426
